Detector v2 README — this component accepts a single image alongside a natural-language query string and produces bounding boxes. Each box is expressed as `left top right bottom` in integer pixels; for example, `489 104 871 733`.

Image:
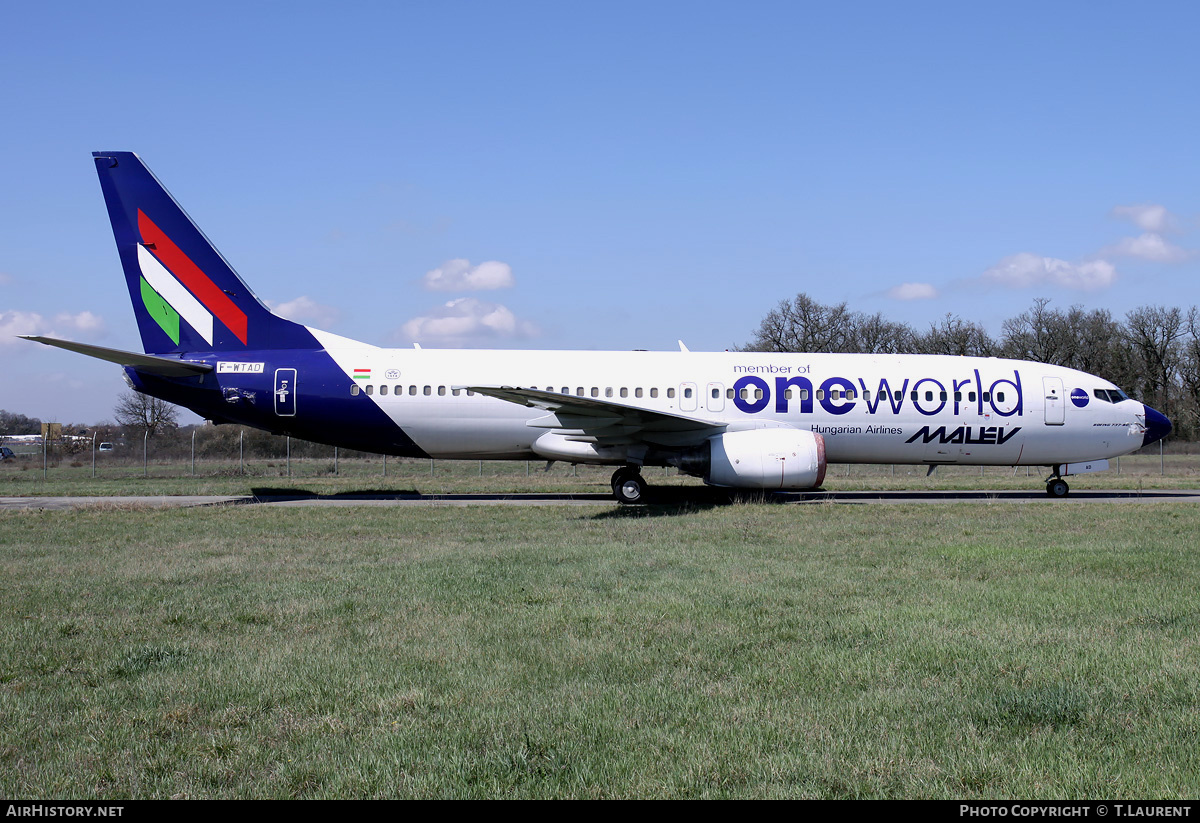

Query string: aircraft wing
20 336 213 377
461 385 720 446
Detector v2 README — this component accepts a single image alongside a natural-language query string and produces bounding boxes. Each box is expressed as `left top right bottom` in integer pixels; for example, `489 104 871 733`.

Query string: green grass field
3 451 1200 498
2 502 1198 798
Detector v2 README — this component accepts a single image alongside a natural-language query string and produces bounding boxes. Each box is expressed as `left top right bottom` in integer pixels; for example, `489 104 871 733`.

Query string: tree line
742 294 1200 441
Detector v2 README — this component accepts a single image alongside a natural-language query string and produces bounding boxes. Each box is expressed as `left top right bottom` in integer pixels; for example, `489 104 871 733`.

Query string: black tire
611 468 647 504
1046 478 1069 498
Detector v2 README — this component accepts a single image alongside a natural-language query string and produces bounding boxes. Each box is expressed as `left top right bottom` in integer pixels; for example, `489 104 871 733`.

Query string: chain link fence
2 426 1196 484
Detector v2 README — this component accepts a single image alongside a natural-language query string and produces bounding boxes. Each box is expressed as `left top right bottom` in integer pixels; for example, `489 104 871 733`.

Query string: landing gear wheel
611 467 647 504
1046 478 1070 498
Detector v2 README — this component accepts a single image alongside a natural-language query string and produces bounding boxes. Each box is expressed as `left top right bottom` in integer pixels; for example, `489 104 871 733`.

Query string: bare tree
915 313 996 357
1124 305 1184 421
743 293 916 353
114 391 179 438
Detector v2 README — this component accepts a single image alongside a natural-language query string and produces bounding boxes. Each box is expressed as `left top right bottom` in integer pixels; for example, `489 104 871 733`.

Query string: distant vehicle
0 447 15 461
99 442 114 452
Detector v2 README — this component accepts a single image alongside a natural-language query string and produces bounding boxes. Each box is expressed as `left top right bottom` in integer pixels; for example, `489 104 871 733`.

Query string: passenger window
620 388 628 398
925 391 933 401
982 392 990 402
893 391 902 401
438 386 446 396
423 386 431 396
954 391 961 401
667 388 676 398
606 388 613 398
940 391 947 401
650 388 658 398
711 388 719 399
684 388 693 398
816 390 825 400
636 388 644 398
997 392 1005 402
969 392 976 402
409 386 417 396
591 387 599 397
350 385 360 396
577 387 584 396
366 385 374 396
380 385 388 396
452 389 461 396
726 388 734 399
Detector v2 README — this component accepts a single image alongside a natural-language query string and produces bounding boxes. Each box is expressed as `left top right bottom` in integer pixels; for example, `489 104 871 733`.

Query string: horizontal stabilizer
20 336 213 376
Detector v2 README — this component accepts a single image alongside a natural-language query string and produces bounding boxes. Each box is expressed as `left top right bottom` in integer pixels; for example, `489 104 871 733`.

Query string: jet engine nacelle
706 428 827 490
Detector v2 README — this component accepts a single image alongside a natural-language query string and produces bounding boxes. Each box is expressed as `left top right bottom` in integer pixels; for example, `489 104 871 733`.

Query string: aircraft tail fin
92 152 316 354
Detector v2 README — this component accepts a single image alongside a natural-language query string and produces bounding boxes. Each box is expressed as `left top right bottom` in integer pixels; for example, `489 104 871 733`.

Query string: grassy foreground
3 452 1200 497
1 503 1198 798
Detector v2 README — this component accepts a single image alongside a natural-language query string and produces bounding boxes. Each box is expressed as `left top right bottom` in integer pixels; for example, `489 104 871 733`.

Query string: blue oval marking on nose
1070 388 1089 408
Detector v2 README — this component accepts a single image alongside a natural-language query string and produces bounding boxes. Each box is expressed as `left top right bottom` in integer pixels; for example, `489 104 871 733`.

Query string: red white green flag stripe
136 209 250 347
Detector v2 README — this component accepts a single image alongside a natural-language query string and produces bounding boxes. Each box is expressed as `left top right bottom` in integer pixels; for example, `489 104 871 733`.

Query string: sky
2 1 1199 425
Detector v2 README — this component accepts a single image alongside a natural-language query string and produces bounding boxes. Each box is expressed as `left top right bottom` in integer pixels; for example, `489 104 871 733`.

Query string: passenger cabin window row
349 383 1008 405
351 384 673 398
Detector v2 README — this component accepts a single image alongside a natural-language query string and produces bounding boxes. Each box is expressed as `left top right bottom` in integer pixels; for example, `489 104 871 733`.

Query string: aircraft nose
1143 405 1172 447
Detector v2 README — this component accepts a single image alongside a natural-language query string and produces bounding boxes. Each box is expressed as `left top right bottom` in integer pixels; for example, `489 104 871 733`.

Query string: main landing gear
611 466 647 504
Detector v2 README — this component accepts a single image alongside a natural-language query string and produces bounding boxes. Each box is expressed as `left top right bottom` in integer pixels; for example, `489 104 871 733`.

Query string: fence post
92 432 97 479
334 446 339 476
1161 440 1164 475
287 436 291 477
383 454 387 477
191 429 196 476
239 430 244 476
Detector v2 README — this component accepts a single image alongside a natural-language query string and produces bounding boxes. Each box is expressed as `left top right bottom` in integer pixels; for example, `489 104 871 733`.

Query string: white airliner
22 152 1172 502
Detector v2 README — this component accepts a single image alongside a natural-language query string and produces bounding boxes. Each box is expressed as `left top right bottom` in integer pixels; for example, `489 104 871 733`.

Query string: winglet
678 340 690 352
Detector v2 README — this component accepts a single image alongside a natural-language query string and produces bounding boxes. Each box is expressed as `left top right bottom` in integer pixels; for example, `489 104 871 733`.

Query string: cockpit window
1093 388 1132 403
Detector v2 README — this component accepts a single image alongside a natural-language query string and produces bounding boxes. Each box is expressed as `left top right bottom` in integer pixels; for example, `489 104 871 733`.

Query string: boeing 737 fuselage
23 153 1172 502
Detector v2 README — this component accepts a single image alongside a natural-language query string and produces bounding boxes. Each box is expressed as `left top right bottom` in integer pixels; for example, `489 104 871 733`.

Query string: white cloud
1111 203 1178 234
267 296 342 328
981 253 1117 291
401 298 537 344
888 282 938 300
422 259 515 291
0 310 106 344
1100 232 1193 263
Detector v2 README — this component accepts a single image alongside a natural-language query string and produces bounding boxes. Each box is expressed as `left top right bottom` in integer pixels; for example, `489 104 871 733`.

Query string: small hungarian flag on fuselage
353 369 371 381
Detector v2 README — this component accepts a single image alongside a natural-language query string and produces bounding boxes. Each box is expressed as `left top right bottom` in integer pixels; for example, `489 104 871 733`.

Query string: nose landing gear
1045 471 1070 498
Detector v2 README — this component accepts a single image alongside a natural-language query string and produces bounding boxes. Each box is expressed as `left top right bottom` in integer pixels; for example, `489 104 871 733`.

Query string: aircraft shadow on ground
249 486 422 500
